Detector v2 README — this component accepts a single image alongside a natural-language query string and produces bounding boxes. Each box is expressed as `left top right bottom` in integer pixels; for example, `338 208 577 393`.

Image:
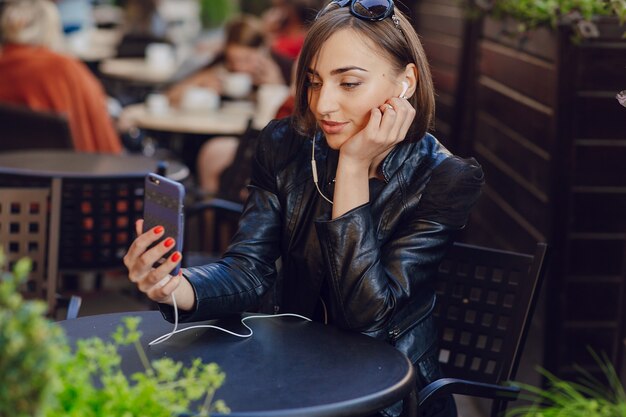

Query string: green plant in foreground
0 250 229 417
48 316 230 417
0 252 63 417
506 351 626 417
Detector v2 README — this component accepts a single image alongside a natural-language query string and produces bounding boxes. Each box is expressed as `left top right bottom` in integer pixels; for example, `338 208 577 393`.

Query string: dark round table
0 149 188 181
60 311 416 417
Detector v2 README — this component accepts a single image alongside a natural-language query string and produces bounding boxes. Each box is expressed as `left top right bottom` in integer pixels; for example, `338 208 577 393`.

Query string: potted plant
505 351 626 417
0 250 228 416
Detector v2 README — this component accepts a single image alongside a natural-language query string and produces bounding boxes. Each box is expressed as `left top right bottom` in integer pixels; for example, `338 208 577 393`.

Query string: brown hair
225 14 265 48
292 5 435 141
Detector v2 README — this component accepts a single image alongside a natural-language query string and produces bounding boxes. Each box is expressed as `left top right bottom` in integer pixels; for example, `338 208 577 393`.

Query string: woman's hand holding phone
123 220 195 310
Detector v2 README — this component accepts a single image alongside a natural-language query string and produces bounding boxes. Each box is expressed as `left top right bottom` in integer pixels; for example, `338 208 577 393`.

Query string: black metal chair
0 171 145 315
0 102 73 151
415 242 550 417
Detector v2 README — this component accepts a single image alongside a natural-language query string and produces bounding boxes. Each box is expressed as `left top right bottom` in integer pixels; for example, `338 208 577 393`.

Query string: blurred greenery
465 0 626 32
0 252 61 417
0 249 228 417
199 0 240 29
506 350 626 417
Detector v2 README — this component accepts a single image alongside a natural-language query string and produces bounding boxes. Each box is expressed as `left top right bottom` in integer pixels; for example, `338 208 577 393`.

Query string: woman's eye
341 82 362 89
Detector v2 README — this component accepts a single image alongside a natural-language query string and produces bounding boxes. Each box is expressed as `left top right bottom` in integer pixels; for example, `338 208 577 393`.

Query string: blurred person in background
166 14 285 106
188 4 322 198
0 0 122 153
262 0 321 62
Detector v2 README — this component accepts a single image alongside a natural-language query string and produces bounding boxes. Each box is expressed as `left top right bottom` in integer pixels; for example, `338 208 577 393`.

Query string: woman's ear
399 63 418 99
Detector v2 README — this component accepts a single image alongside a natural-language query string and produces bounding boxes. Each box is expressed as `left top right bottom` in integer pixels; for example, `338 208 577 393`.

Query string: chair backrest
57 176 145 270
433 242 549 386
0 102 74 151
0 186 51 301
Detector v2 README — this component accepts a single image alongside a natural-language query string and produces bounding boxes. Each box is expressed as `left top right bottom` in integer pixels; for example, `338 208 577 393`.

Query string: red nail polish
164 237 174 248
171 252 181 262
154 226 164 234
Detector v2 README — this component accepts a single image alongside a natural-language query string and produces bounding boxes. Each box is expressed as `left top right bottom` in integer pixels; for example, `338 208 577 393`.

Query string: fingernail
164 237 175 248
154 226 164 234
171 252 181 262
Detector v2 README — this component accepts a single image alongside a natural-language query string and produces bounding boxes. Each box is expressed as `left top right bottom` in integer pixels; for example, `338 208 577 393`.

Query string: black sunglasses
318 0 396 22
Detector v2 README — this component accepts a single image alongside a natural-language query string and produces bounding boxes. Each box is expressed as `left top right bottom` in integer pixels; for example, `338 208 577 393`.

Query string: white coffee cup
222 72 253 99
146 93 170 115
180 87 220 113
145 43 176 72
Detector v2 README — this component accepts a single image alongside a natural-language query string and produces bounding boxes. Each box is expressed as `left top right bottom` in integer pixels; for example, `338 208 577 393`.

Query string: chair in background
0 171 145 316
0 186 53 307
0 183 82 320
414 242 550 417
0 102 73 151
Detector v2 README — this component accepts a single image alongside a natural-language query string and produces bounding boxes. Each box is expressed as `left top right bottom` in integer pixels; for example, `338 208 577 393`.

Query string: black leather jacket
162 117 483 396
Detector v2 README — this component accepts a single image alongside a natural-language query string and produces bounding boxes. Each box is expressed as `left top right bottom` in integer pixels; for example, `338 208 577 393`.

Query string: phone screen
143 173 185 275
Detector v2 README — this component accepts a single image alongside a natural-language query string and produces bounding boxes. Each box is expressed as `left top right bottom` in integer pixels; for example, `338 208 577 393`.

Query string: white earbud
400 81 409 99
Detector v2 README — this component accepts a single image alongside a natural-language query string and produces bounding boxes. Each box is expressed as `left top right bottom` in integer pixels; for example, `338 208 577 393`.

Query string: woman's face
225 44 261 74
307 28 403 149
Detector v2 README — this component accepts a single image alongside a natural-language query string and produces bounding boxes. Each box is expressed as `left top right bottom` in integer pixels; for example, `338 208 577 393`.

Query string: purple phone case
143 173 185 275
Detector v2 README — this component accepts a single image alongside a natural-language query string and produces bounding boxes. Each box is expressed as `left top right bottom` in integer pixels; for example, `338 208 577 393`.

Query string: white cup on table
145 43 176 72
222 72 253 99
146 93 170 115
180 87 220 113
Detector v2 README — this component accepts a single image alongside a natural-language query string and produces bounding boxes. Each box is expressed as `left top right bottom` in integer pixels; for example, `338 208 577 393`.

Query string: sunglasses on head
318 0 396 22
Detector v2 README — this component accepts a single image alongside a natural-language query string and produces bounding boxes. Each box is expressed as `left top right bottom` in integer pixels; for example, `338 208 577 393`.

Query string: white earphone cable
310 131 334 205
149 291 312 346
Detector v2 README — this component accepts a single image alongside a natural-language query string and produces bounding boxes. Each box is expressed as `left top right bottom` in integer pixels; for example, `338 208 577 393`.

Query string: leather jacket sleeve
315 156 484 333
159 122 286 323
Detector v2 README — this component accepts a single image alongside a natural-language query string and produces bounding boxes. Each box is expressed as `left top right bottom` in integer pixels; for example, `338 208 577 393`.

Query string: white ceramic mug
145 43 176 72
180 87 220 113
222 72 253 99
146 93 170 115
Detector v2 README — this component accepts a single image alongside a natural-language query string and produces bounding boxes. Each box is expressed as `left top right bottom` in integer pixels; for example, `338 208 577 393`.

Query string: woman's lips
319 120 348 134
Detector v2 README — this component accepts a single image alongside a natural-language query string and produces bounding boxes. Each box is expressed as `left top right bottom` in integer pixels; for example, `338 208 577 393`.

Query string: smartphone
142 173 185 275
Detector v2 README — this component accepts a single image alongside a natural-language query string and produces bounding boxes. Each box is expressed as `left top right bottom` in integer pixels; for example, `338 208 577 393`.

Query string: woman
124 1 483 415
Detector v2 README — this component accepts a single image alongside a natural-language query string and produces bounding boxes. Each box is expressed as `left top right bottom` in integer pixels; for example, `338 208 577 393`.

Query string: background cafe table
0 151 189 310
0 150 189 181
120 101 255 137
99 57 177 85
60 311 417 417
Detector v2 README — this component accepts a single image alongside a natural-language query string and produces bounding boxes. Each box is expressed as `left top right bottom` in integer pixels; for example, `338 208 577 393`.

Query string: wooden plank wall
551 19 626 377
468 18 558 253
413 1 626 380
468 17 626 379
413 0 467 153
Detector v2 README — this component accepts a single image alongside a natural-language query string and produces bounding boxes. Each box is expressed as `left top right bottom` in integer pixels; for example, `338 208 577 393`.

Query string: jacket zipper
387 295 436 346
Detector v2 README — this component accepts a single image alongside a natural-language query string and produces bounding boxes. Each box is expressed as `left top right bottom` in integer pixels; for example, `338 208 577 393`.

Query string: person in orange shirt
0 0 122 154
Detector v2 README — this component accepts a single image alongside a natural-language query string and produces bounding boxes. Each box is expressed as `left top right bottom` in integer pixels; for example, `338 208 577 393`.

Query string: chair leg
400 387 418 417
66 295 82 320
490 399 507 417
